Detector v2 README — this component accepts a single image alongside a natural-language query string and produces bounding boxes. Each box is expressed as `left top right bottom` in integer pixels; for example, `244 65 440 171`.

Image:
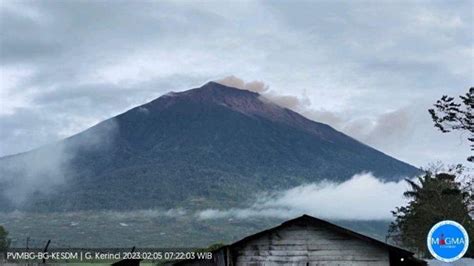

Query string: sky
0 0 472 167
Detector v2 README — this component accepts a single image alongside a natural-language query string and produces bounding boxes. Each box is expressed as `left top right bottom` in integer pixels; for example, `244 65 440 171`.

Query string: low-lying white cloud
197 173 411 221
0 208 187 219
100 208 187 219
0 118 119 206
0 142 71 205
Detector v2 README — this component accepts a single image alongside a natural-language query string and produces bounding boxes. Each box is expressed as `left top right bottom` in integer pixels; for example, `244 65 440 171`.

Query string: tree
388 165 474 258
0 225 10 252
429 87 473 162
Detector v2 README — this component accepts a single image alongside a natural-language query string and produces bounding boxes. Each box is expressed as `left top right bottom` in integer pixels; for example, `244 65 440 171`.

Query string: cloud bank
197 173 411 221
1 0 472 166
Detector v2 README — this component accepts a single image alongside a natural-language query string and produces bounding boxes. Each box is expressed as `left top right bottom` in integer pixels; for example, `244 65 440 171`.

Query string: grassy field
0 210 391 248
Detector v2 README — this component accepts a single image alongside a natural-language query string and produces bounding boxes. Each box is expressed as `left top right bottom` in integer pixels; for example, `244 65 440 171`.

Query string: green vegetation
388 166 473 257
0 210 390 248
0 83 419 212
0 225 10 252
195 242 226 253
429 87 473 162
389 87 474 258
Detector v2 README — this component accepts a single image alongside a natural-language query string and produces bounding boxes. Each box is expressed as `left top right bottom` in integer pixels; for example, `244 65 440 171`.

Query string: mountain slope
0 82 419 211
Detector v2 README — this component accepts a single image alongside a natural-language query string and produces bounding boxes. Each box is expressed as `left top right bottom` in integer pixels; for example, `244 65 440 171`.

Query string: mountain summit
0 82 419 211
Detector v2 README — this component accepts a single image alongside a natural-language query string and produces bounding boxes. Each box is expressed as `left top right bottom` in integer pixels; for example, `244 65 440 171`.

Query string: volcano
0 82 419 211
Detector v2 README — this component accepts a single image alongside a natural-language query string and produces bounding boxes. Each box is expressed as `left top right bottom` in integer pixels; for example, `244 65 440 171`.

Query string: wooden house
175 215 426 266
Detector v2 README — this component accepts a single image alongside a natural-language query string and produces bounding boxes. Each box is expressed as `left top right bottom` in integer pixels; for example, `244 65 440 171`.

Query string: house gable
231 219 390 265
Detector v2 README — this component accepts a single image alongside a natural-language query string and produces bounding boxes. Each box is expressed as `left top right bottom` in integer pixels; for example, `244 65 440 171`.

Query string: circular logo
427 220 469 262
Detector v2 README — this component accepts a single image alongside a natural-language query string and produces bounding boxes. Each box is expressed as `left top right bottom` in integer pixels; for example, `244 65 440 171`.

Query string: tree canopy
388 165 473 258
429 87 473 162
0 225 10 252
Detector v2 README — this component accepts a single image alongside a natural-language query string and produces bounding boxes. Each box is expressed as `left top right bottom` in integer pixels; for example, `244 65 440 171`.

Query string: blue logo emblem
427 220 469 262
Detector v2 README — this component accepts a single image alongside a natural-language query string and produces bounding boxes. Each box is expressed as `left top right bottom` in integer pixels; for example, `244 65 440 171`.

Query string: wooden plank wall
233 224 390 266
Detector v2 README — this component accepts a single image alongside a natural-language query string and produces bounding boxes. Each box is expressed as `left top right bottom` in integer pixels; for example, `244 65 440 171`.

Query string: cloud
196 173 411 221
137 106 149 114
103 208 187 220
304 103 471 165
415 10 463 29
70 118 119 151
0 142 71 205
0 117 119 206
0 0 472 166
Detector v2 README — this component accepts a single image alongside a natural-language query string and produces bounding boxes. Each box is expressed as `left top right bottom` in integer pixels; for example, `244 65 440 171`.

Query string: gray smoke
215 76 311 111
305 107 415 147
216 76 416 155
215 76 269 93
